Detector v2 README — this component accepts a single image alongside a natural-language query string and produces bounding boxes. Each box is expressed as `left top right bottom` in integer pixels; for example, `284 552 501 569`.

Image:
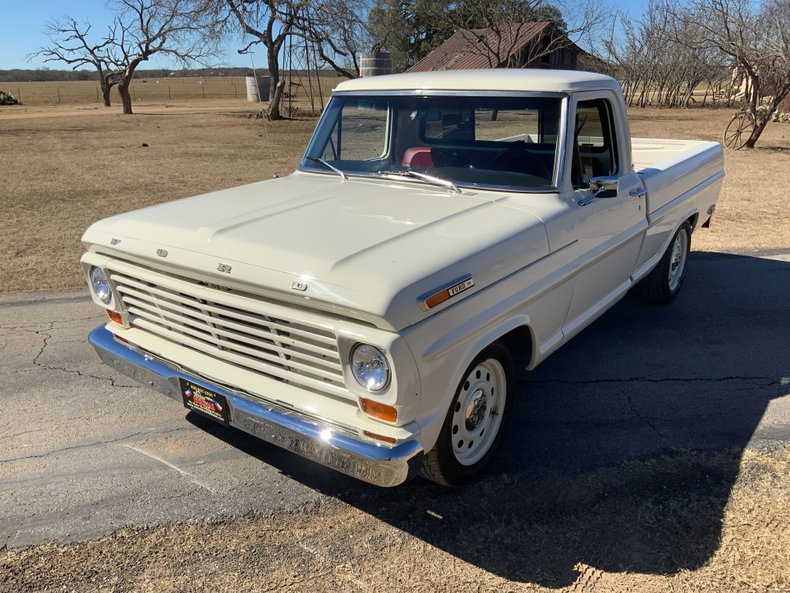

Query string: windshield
301 94 563 191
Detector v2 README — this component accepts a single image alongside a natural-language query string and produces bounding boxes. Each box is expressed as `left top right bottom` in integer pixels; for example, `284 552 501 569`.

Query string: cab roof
334 69 621 94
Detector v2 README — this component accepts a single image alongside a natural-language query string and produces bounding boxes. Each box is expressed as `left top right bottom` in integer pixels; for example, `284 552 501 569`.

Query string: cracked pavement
1 251 789 551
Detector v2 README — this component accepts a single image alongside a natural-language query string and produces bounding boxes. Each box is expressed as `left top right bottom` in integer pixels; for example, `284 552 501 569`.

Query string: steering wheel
492 148 551 179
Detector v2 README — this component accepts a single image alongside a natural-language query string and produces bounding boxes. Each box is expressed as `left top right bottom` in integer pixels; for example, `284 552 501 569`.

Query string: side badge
291 280 308 292
156 249 168 258
418 275 475 310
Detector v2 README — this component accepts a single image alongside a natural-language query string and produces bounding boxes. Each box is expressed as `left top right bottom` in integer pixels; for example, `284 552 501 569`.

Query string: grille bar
112 273 337 346
107 263 350 399
121 294 343 373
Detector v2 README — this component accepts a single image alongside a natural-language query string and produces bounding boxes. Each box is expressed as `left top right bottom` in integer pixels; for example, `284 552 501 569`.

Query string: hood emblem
217 263 232 274
291 280 308 292
156 249 168 258
110 238 121 246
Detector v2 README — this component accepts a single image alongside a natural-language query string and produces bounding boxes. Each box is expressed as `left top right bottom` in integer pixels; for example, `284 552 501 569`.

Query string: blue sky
0 0 260 70
0 0 651 70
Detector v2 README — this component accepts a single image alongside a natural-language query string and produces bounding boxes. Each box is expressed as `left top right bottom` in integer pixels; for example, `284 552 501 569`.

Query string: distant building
407 22 586 73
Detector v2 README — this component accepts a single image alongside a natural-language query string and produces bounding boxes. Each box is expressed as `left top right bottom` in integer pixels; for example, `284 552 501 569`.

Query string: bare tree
107 0 217 114
605 1 731 108
291 0 372 79
672 0 790 147
33 17 120 107
216 0 298 119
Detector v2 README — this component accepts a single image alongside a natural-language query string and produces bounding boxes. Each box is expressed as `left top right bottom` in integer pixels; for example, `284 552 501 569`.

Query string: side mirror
578 176 619 206
589 176 619 196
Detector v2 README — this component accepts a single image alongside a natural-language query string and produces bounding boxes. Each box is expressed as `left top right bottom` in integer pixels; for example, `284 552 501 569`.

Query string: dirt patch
2 446 787 592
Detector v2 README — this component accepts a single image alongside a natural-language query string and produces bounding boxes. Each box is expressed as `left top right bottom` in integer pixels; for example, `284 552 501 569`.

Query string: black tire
420 343 515 486
636 221 692 304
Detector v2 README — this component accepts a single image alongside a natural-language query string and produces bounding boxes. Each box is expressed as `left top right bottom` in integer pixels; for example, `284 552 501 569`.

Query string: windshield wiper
380 170 461 194
305 156 347 181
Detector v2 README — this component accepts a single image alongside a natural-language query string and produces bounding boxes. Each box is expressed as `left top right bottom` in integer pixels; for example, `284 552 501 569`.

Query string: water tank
245 76 271 101
360 52 392 77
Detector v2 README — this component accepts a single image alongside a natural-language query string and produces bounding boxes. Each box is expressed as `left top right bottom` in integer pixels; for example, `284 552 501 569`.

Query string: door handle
629 187 646 198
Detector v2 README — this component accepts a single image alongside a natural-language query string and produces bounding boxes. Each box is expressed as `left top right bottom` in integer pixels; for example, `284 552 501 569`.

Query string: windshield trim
299 91 569 193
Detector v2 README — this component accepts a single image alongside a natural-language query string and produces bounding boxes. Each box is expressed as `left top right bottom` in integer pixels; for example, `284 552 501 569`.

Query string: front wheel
636 221 692 303
420 343 514 486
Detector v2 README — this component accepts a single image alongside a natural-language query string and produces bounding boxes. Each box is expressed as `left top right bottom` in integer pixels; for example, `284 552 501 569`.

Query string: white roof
334 69 621 94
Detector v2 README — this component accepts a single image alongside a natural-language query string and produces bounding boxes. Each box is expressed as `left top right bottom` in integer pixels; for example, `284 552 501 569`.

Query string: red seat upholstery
401 147 434 169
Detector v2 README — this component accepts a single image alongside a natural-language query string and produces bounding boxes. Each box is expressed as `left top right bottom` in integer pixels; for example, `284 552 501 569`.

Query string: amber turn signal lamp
360 398 398 423
106 310 123 325
363 430 397 444
423 290 451 309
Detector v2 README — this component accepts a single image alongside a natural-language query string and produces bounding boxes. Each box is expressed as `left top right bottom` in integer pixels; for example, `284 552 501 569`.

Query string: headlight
90 266 112 304
351 344 390 392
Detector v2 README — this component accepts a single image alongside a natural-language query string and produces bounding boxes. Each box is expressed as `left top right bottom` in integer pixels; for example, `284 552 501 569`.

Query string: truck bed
633 138 723 219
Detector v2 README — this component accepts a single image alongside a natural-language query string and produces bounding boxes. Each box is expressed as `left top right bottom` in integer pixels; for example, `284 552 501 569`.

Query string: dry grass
1 103 788 295
1 104 316 293
3 75 341 107
2 446 787 592
627 107 790 252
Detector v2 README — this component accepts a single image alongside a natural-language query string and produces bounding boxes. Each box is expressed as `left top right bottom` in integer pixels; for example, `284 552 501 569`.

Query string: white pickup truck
83 70 723 486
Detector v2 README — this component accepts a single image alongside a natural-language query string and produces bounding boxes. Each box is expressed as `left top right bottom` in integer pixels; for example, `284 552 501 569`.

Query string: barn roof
407 22 580 72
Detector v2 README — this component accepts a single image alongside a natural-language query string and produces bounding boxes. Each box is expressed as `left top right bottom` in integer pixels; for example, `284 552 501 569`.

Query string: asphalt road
1 250 789 551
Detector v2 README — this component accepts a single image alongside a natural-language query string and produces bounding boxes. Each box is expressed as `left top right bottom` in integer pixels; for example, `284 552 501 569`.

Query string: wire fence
3 76 340 107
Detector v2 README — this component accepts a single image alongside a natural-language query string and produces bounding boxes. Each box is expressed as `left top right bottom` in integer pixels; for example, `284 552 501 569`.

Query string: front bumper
89 325 423 487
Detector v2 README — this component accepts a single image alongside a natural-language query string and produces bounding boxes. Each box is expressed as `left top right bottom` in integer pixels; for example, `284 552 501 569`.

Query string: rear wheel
636 221 691 303
420 343 514 486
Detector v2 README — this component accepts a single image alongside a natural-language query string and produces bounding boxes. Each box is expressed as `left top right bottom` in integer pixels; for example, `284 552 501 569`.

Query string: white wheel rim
451 358 507 466
668 228 688 292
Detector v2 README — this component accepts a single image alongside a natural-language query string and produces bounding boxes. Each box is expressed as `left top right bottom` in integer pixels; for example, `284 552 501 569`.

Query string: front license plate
180 378 230 426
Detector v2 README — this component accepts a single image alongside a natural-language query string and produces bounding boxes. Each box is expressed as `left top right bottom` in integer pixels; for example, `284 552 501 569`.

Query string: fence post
57 87 61 103
202 83 205 99
168 86 172 100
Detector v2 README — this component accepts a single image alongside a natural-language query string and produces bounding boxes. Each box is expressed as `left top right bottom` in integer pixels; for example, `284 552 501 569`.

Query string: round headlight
351 344 390 392
90 266 112 304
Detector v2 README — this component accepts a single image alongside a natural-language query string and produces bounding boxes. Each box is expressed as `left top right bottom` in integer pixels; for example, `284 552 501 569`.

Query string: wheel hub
465 389 487 430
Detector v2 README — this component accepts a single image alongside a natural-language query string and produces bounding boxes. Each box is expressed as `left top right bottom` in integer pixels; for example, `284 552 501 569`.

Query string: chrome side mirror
579 176 619 206
589 176 619 196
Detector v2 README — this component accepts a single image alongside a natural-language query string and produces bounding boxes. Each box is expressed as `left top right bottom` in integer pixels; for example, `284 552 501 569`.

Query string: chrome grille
107 262 348 398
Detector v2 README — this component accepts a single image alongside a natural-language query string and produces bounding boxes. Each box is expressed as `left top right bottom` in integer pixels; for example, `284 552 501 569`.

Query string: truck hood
82 173 550 330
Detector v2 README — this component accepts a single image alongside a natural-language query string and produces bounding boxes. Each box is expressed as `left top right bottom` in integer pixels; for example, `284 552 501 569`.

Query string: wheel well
496 326 533 381
687 213 699 232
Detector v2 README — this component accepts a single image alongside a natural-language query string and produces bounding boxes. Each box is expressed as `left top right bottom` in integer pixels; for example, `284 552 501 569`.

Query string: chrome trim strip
554 95 569 188
89 326 423 487
332 90 569 99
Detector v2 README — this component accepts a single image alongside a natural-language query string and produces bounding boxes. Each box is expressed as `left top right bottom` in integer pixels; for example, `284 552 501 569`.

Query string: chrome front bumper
89 326 423 487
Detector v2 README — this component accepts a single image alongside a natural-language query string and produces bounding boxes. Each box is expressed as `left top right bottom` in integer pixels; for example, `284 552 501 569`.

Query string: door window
572 99 618 188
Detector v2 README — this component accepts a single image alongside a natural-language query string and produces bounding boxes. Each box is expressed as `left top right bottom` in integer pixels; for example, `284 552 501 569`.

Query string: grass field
3 75 341 110
1 99 788 294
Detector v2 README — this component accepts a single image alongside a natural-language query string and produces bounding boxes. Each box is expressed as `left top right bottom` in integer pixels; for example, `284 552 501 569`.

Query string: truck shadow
190 251 789 587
